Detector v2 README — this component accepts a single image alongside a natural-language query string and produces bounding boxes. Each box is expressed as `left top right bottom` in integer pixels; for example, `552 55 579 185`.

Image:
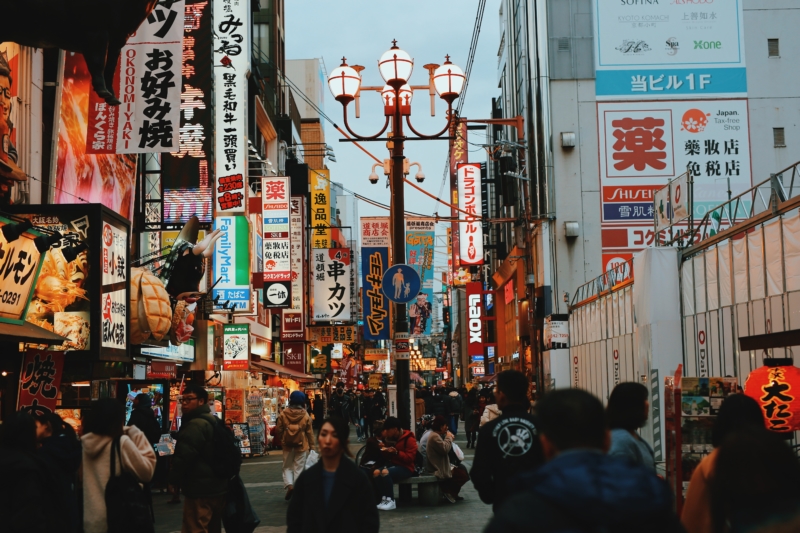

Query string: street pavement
154 423 494 533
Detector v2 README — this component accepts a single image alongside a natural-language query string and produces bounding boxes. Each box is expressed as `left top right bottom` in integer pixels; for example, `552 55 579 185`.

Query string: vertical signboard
593 0 746 100
406 219 435 336
18 349 65 415
223 323 250 370
457 162 483 266
85 1 184 154
312 249 352 322
282 196 306 339
466 281 484 357
450 121 467 275
213 0 249 213
162 0 213 224
261 176 291 308
213 215 251 310
310 169 331 248
283 342 306 374
101 219 128 350
361 216 391 341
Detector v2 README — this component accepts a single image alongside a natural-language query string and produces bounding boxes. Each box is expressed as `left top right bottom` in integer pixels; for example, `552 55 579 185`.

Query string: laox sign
466 282 484 356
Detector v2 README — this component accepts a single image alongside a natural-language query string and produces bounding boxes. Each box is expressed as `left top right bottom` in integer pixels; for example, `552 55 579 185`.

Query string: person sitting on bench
426 415 469 503
372 417 418 511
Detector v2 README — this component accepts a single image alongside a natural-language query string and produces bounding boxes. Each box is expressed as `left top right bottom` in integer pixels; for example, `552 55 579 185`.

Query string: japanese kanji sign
100 216 128 351
281 196 306 334
213 0 249 213
312 249 352 322
0 218 43 323
457 163 483 266
406 219 436 336
18 349 64 415
745 365 800 433
86 0 184 154
212 216 251 310
308 325 357 344
310 169 331 248
360 217 391 248
261 177 291 283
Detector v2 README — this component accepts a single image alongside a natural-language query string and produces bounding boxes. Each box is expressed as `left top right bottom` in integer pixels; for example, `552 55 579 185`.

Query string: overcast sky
285 0 501 249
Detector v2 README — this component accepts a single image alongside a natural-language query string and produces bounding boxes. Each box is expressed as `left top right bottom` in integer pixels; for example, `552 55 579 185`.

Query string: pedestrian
471 370 543 512
479 391 501 427
82 398 156 533
168 384 229 533
426 415 469 503
328 384 349 419
431 386 448 418
485 389 683 533
349 388 365 442
447 388 463 436
417 415 435 463
0 411 58 533
369 390 386 433
277 390 317 501
463 388 480 448
34 411 82 533
373 416 418 510
709 428 800 533
312 394 325 431
362 389 375 439
606 382 655 471
682 394 765 533
128 393 162 445
287 417 380 532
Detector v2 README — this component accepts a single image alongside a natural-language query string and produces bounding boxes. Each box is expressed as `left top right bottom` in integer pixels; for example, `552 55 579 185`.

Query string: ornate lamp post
328 41 465 429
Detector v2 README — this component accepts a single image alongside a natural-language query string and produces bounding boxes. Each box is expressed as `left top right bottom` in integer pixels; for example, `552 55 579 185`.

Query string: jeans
448 415 459 436
282 448 309 488
373 465 414 499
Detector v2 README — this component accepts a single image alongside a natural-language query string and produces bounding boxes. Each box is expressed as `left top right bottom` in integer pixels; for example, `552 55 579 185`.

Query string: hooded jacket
485 450 684 533
277 405 316 452
82 426 156 533
168 404 229 498
480 404 502 427
383 429 418 473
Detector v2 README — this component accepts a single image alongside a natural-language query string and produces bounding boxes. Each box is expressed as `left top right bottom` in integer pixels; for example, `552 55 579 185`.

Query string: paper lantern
744 364 800 432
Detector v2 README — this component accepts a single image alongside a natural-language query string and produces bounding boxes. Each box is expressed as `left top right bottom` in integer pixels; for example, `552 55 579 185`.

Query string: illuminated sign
457 163 483 266
466 281 483 356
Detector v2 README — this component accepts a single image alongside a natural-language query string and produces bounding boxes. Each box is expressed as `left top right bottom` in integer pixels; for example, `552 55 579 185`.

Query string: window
774 128 786 148
768 39 780 57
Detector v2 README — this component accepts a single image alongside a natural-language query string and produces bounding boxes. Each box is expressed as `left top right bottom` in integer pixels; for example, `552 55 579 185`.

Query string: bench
396 475 442 506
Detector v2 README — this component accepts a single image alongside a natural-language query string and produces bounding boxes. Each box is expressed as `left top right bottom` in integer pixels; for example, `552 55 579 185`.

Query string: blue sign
362 247 390 340
596 68 747 99
603 202 654 222
381 264 421 304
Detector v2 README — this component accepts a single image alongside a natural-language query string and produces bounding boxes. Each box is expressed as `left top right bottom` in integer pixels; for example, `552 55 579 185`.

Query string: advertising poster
0 217 44 322
466 281 484 357
101 220 128 350
593 0 746 99
231 423 251 453
213 216 251 310
281 196 306 339
261 177 291 308
312 249 352 322
17 349 64 415
225 389 244 423
85 1 184 155
283 342 306 374
406 219 435 336
223 324 249 370
162 0 213 224
213 0 249 213
309 169 331 248
450 122 467 273
360 217 390 249
457 163 483 266
54 53 138 220
0 42 29 205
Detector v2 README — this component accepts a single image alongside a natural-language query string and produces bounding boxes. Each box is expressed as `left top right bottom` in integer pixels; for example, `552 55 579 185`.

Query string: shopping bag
222 475 260 533
452 443 465 461
304 449 320 470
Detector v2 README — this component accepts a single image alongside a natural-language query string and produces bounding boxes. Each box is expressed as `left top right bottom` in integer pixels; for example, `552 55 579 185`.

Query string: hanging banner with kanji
312 249 352 322
745 365 800 433
18 349 65 415
310 169 331 248
361 247 390 341
261 177 292 308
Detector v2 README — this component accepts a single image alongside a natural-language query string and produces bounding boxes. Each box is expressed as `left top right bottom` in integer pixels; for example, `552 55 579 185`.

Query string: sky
285 0 501 249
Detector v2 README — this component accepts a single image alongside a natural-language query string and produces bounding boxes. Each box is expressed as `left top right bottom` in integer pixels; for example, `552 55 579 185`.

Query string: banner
406 219 435 336
213 216 251 310
457 163 483 266
310 169 331 248
282 196 306 339
360 217 390 248
312 249 352 321
223 323 249 370
466 281 484 357
361 247 390 340
85 0 184 154
54 53 137 219
213 0 249 213
18 349 64 415
261 177 291 307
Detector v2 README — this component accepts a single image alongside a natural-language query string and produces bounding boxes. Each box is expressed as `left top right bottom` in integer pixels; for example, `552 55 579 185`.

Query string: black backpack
105 438 155 533
207 416 242 480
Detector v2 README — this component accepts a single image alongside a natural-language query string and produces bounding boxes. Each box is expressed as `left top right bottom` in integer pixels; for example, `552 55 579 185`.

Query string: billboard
466 281 484 357
282 196 306 338
223 323 249 370
261 177 291 308
283 342 306 374
360 217 390 248
406 219 435 336
593 0 746 99
162 0 213 224
85 1 184 154
362 247 390 341
312 248 352 322
457 163 483 266
213 0 249 213
54 53 137 220
310 169 331 248
212 215 251 310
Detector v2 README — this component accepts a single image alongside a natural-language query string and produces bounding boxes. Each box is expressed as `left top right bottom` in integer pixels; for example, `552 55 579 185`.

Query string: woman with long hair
607 382 654 470
287 416 379 532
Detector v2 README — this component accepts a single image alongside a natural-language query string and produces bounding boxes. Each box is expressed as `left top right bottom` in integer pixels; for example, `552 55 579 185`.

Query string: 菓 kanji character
611 117 668 171
685 140 700 156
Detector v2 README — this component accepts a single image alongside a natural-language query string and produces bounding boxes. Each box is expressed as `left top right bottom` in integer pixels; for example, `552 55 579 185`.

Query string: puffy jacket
447 391 463 415
277 405 316 452
431 394 448 417
480 404 502 427
383 429 418 473
168 404 229 498
485 449 684 533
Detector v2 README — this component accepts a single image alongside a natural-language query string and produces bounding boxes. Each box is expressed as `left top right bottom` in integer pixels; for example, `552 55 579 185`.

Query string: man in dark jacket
471 370 544 512
329 384 350 419
431 387 449 418
169 384 229 533
446 390 464 436
485 389 683 533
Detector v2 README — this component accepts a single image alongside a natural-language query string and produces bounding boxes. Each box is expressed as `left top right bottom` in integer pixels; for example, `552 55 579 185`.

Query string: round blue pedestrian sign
381 264 421 304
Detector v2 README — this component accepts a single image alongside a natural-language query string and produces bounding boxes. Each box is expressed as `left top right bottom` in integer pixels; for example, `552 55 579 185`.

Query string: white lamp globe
378 41 413 90
433 56 465 104
398 84 413 106
328 58 361 104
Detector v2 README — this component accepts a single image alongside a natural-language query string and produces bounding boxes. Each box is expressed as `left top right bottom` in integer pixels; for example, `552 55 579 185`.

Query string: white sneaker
377 498 396 511
376 496 386 509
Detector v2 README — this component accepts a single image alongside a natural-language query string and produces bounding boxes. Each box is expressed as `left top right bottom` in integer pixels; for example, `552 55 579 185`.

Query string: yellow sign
368 373 383 390
364 349 390 361
0 222 43 322
307 325 356 344
309 169 331 248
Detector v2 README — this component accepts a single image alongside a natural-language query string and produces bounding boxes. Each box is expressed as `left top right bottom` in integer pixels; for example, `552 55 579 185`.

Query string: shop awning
251 360 317 382
0 321 68 344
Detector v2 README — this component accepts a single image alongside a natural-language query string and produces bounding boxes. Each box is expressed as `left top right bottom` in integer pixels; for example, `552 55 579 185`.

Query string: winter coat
348 395 364 423
463 397 480 432
480 404 502 426
432 394 449 417
447 391 464 415
287 456 380 533
128 407 161 445
277 405 316 452
383 429 418 473
168 404 229 498
470 404 544 511
38 432 82 533
485 449 684 533
0 449 57 533
82 426 156 533
329 392 349 419
425 430 454 480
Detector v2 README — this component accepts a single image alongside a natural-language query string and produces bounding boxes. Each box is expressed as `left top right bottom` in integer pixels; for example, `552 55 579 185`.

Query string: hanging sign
457 163 483 266
310 169 331 248
406 219 435 335
466 282 484 357
281 196 306 335
362 247 390 340
223 323 250 370
312 249 352 321
261 177 291 308
308 325 356 344
213 216 251 310
17 349 65 415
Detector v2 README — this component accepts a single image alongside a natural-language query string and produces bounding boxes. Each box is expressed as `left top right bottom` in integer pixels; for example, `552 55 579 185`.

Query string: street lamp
328 40 464 430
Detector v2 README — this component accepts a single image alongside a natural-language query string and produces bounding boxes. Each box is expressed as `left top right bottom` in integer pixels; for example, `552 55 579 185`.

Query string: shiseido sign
466 282 483 356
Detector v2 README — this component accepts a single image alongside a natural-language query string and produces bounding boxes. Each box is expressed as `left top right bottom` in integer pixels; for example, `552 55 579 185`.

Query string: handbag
105 437 155 533
222 475 260 533
304 449 320 470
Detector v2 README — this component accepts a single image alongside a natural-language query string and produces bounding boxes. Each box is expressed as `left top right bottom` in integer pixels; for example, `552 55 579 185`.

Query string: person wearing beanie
277 390 316 501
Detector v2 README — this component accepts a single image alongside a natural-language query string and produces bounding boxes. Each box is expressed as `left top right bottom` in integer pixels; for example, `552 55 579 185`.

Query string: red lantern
744 364 800 432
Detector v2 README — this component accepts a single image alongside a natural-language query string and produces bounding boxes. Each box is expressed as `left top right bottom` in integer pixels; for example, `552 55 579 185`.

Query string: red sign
147 361 177 379
745 365 800 432
602 185 661 203
283 342 306 374
466 282 484 357
504 280 514 305
17 349 64 415
281 311 304 341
